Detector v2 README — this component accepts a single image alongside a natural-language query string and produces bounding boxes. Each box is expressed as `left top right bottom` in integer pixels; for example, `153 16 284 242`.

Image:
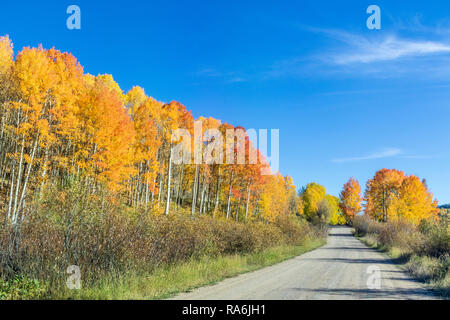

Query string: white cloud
332 148 403 163
226 77 247 83
264 28 450 79
302 28 450 65
194 68 248 83
195 68 222 77
332 35 450 65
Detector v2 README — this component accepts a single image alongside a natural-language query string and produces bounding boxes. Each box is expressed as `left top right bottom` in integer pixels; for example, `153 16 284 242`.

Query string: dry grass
0 183 327 299
354 215 449 297
55 239 325 300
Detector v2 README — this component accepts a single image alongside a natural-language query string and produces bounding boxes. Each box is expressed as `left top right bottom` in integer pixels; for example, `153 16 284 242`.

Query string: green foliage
0 276 46 300
438 207 450 225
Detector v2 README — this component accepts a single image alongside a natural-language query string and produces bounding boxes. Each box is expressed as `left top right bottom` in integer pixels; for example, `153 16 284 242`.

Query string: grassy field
56 239 325 300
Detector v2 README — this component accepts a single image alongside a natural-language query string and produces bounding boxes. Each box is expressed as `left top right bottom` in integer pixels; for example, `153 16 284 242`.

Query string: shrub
353 215 375 237
354 214 449 292
418 220 450 258
0 186 326 299
377 219 417 250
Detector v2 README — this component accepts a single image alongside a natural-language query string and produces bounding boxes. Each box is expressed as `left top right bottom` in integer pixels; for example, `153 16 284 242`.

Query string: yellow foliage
389 175 439 224
326 195 345 225
364 169 439 225
0 35 13 75
301 183 326 220
259 173 297 222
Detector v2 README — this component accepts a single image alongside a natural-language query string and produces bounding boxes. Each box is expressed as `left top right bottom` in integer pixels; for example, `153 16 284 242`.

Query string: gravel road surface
172 227 437 300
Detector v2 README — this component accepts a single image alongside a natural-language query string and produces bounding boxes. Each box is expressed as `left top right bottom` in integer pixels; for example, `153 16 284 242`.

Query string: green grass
355 232 449 299
57 239 325 300
0 276 47 300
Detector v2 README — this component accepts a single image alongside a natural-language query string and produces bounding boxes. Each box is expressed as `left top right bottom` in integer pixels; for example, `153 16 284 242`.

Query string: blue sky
1 1 449 203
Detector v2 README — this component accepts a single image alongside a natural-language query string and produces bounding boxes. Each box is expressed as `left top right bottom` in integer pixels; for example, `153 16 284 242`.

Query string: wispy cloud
265 26 450 79
197 24 450 81
330 34 450 65
195 68 223 77
390 14 450 36
332 148 403 163
226 76 247 83
194 68 248 84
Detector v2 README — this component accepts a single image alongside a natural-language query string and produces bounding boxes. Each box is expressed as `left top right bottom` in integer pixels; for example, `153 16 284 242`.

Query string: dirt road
173 227 437 300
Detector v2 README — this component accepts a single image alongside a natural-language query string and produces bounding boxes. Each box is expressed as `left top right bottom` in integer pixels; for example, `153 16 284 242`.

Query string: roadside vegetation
61 239 325 300
338 169 448 298
354 215 449 297
0 185 327 299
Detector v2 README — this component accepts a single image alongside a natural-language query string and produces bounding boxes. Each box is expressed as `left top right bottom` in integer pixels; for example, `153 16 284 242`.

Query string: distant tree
339 177 362 224
364 169 405 222
363 169 438 224
327 195 346 225
316 199 332 224
301 183 326 222
390 175 439 224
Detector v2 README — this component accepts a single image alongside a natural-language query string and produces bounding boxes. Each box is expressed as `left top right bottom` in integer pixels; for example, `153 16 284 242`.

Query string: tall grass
57 240 325 300
354 215 449 297
0 184 327 299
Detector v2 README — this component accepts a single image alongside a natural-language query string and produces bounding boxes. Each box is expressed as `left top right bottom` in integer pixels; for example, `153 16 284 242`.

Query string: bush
0 186 326 298
353 214 449 293
353 215 376 237
354 215 449 259
418 220 450 258
406 255 449 283
377 220 418 250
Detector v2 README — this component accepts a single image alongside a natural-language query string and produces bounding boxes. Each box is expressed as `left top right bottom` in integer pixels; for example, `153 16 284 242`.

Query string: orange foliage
339 177 362 222
364 169 438 224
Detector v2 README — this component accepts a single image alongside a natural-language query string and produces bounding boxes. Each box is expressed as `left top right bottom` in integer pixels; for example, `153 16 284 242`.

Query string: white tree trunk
226 172 234 219
191 164 199 217
245 183 251 220
164 146 173 215
14 137 38 224
12 136 25 223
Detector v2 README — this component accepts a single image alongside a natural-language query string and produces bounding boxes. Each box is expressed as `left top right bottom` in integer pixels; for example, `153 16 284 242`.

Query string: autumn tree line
0 36 331 298
334 169 439 226
0 35 304 228
0 34 441 231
